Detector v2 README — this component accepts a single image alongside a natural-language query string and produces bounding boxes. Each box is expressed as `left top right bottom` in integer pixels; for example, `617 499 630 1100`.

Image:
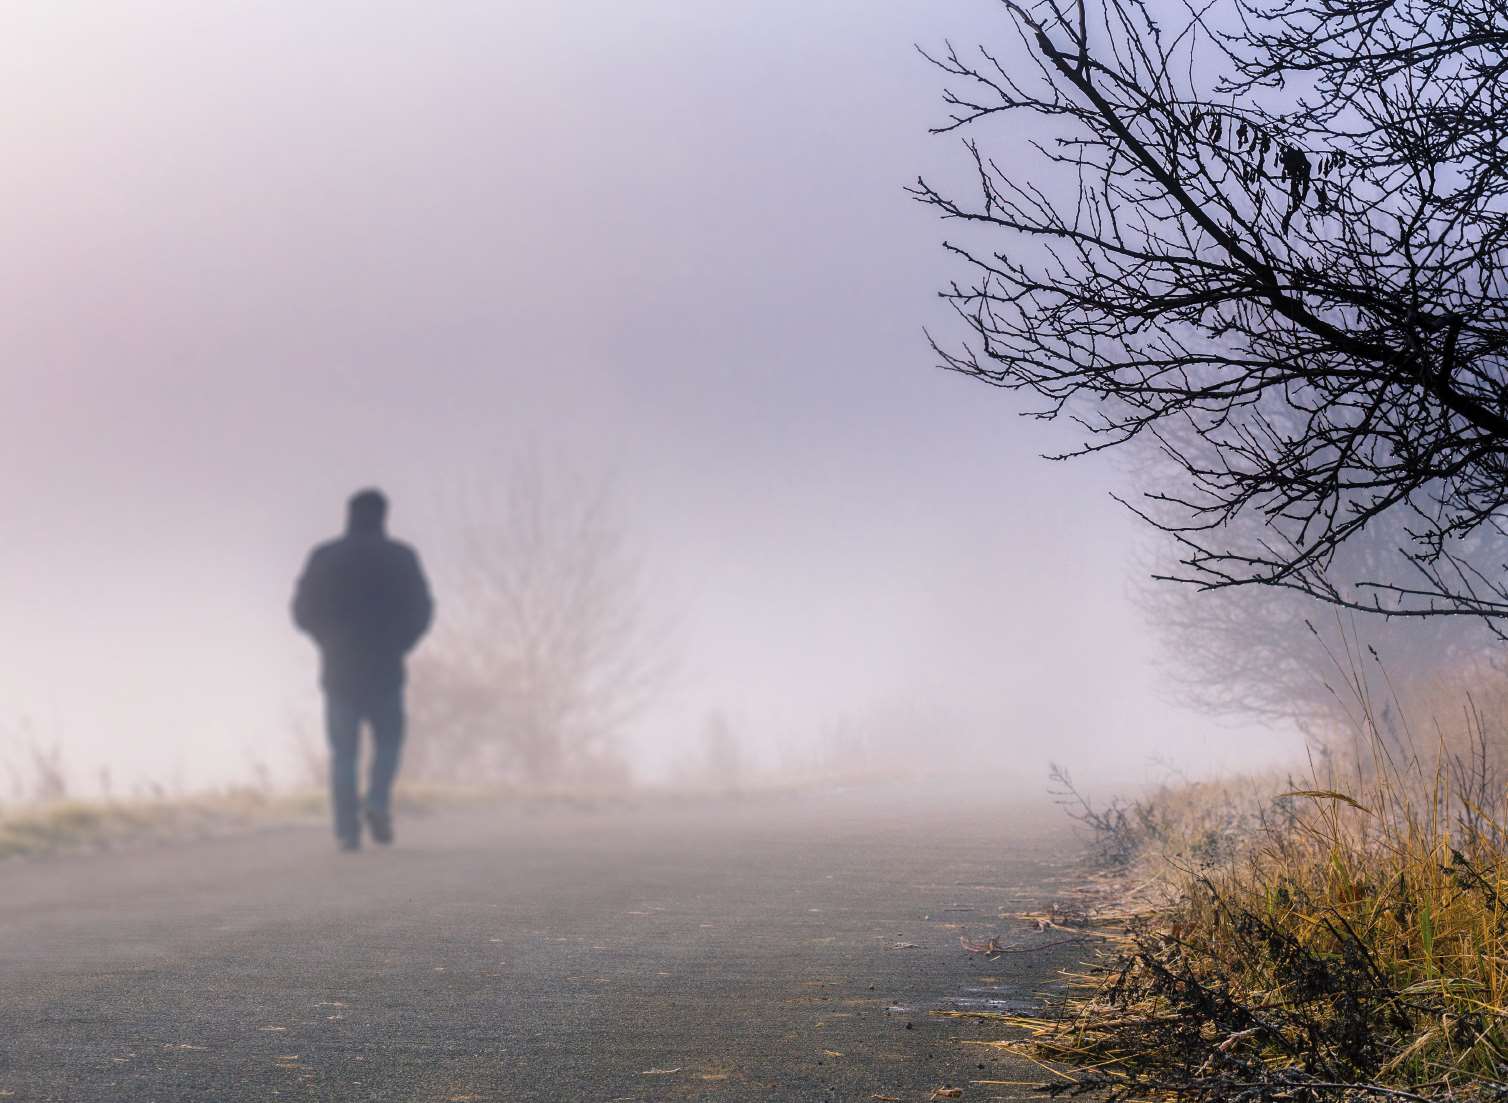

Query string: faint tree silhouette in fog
1125 430 1499 729
916 0 1508 624
0 718 69 805
1139 517 1499 732
407 465 670 786
672 711 745 793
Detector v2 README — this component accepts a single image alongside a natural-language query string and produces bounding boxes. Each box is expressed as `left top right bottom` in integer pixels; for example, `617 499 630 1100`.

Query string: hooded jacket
292 514 433 697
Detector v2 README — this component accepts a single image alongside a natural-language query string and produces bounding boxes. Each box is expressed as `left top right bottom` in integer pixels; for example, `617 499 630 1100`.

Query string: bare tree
672 711 746 793
914 0 1508 622
406 464 670 786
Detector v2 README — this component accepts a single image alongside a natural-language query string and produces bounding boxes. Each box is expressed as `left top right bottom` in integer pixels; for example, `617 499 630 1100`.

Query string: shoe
365 807 393 846
338 837 361 853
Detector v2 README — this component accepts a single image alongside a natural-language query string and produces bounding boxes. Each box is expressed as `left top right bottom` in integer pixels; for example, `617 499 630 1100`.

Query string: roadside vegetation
0 709 898 861
1003 655 1508 1102
0 789 327 861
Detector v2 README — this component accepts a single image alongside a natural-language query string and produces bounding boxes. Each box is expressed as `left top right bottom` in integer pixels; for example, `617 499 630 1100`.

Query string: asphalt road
0 785 1089 1102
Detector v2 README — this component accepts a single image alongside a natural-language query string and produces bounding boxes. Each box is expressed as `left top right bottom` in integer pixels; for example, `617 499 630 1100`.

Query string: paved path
0 786 1087 1101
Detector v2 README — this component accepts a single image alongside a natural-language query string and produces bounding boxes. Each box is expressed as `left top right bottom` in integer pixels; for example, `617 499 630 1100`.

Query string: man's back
293 520 432 698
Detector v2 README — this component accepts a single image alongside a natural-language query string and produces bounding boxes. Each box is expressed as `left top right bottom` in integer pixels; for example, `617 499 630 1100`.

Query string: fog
0 0 1299 796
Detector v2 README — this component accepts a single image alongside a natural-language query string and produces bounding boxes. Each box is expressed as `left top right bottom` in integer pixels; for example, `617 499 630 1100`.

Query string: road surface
0 786 1088 1101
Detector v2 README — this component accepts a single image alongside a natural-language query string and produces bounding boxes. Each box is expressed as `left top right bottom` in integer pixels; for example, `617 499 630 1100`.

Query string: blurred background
0 0 1301 802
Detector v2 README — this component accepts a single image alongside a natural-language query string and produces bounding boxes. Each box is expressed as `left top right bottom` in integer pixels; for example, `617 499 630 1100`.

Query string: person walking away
292 489 433 851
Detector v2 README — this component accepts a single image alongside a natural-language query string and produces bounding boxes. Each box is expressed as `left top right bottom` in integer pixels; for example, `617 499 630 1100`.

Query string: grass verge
0 789 325 860
998 733 1508 1101
0 784 527 860
0 769 896 861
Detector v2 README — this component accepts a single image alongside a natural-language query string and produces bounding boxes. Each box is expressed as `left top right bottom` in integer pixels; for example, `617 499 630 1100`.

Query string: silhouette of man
293 489 433 851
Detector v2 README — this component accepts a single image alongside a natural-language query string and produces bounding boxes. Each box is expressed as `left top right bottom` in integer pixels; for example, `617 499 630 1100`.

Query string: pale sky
0 0 1299 794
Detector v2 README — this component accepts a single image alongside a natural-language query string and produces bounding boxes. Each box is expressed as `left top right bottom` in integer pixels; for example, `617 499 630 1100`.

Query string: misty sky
0 0 1297 793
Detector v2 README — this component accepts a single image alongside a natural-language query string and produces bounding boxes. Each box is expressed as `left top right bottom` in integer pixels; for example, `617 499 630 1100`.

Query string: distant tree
915 0 1508 624
1139 522 1497 730
1124 431 1498 728
672 710 746 793
406 464 669 786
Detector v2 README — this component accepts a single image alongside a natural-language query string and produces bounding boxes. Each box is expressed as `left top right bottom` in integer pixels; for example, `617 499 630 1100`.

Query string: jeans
325 687 404 845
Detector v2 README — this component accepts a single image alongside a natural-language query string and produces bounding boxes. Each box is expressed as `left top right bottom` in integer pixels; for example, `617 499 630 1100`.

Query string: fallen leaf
822 1049 844 1058
931 1089 964 1100
959 935 1005 958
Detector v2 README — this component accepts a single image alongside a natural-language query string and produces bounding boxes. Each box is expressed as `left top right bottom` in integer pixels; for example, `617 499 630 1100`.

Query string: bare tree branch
917 0 1508 622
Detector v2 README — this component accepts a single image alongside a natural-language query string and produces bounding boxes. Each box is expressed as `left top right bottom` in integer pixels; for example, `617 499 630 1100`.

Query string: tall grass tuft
1013 658 1508 1101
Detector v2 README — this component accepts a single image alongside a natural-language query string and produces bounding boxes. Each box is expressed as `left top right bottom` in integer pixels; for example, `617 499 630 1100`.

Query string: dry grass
0 783 523 860
0 789 321 860
0 771 890 862
1009 662 1508 1102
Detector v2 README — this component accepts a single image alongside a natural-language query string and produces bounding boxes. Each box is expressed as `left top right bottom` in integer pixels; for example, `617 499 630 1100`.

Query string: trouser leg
366 687 405 818
325 694 362 845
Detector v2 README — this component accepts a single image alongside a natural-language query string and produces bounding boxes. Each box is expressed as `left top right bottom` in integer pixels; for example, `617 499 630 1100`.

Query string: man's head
347 488 388 534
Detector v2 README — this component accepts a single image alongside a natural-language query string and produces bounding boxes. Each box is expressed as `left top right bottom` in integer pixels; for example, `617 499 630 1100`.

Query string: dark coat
292 520 433 698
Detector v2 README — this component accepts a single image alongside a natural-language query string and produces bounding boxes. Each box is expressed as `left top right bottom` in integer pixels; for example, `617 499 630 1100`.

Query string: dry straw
1004 640 1508 1101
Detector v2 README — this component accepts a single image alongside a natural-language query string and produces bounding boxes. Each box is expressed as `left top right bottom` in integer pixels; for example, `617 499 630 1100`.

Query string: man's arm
399 548 434 652
292 548 331 642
